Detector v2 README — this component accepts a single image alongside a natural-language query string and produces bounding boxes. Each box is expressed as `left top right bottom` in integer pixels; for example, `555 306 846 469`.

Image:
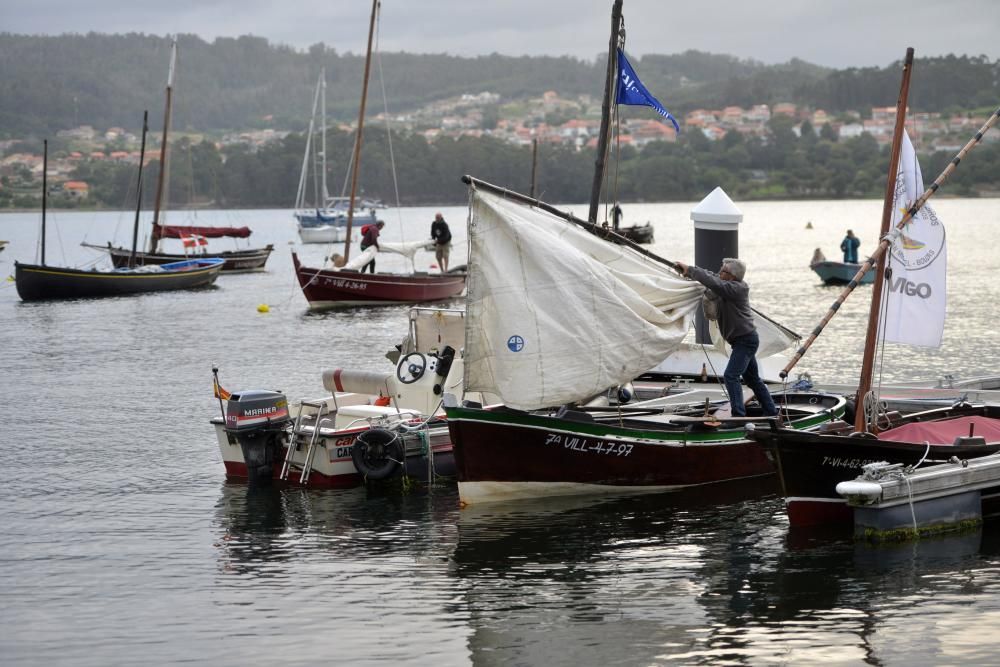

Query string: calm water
1 198 1000 666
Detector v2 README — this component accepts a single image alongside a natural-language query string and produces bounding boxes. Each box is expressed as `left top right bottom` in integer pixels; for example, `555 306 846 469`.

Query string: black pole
41 139 47 266
130 111 149 269
529 138 538 199
588 0 623 224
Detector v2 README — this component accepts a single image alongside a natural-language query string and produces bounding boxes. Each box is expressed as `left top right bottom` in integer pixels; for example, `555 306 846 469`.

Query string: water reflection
451 479 783 666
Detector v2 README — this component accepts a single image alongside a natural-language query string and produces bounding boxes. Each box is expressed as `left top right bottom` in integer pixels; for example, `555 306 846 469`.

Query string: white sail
338 246 377 272
882 131 947 348
464 189 703 410
379 240 435 262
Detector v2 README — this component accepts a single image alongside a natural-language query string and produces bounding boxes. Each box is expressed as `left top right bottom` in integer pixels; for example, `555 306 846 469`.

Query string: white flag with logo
881 131 946 347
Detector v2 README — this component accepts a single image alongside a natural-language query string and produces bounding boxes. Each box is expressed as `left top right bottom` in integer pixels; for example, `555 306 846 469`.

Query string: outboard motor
224 390 292 484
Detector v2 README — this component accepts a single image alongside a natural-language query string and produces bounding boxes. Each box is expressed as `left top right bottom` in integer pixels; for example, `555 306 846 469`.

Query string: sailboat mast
588 0 623 224
296 72 323 211
130 111 150 269
150 40 177 254
321 76 329 205
42 139 49 266
854 47 914 433
41 140 47 266
342 0 379 262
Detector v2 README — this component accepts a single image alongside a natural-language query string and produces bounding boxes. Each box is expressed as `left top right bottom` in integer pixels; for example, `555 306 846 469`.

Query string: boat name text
821 456 883 469
322 277 368 291
545 433 634 457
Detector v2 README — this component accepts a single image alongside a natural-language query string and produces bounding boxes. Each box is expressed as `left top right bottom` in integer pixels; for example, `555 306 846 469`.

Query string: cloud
4 0 998 68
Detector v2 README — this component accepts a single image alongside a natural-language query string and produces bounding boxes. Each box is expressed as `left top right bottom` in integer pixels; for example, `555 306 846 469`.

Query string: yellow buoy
257 303 270 313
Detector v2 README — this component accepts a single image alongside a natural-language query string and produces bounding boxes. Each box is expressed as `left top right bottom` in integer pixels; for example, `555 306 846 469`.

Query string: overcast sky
3 0 998 68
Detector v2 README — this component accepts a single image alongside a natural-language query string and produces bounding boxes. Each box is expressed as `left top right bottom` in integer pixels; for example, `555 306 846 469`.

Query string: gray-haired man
674 257 777 417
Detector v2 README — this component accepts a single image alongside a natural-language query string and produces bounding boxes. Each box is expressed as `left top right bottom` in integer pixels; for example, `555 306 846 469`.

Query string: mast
320 75 329 205
529 138 538 198
295 71 323 211
130 111 150 269
854 47 914 433
588 0 624 224
40 140 47 265
342 0 379 262
150 39 177 254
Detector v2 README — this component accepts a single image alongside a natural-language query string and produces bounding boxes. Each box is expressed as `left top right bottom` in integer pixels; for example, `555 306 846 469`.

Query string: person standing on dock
674 258 777 417
359 220 384 273
430 212 452 273
840 229 860 263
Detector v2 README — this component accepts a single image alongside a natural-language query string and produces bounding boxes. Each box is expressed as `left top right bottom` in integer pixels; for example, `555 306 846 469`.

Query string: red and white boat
211 308 492 488
292 251 465 309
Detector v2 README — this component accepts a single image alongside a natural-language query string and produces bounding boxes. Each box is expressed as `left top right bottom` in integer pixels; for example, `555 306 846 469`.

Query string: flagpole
212 367 228 422
588 0 623 225
780 102 1000 382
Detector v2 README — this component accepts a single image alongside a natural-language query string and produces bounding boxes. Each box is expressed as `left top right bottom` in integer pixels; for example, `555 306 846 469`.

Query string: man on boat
674 258 778 417
359 220 384 273
430 212 452 273
840 229 860 263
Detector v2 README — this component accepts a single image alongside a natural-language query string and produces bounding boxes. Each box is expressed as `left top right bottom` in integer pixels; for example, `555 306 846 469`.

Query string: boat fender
351 428 404 481
835 480 883 500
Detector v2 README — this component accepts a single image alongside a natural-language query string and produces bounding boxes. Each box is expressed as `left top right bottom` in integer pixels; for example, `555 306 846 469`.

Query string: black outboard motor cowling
224 390 292 484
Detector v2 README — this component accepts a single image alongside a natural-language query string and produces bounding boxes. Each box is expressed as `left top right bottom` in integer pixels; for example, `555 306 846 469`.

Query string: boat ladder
281 399 337 484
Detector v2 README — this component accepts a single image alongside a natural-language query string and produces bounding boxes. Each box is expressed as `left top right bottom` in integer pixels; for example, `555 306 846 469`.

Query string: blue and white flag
615 48 680 133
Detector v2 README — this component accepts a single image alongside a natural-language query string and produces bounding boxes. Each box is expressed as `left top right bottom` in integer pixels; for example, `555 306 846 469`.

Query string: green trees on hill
46 121 999 210
1 34 997 137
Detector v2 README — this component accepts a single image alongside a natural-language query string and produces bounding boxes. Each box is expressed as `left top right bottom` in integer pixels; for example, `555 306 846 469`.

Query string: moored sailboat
747 51 1000 529
15 120 223 302
83 41 273 272
294 69 377 244
443 181 846 505
291 0 465 309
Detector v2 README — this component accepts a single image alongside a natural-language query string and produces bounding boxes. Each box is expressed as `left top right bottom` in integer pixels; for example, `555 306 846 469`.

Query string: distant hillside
0 33 997 137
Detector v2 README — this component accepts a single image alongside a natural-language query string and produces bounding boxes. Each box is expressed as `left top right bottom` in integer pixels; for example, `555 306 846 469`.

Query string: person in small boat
430 212 452 273
359 220 384 273
810 248 826 266
674 257 778 417
840 229 860 263
611 203 623 231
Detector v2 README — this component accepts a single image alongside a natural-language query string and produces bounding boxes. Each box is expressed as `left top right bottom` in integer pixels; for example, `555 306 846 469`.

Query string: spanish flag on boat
213 376 232 400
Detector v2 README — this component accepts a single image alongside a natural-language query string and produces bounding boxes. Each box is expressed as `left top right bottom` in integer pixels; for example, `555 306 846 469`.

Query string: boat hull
14 259 223 301
748 405 1000 528
297 225 348 244
214 419 455 488
810 260 875 285
92 243 273 273
445 394 845 505
618 223 654 244
292 252 466 309
296 209 378 227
